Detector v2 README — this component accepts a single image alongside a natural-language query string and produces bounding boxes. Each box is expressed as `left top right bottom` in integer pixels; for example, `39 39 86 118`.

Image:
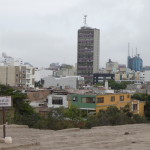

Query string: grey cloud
0 0 150 67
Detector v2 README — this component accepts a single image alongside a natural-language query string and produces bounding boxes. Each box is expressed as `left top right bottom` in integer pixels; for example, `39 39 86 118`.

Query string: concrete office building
77 16 100 83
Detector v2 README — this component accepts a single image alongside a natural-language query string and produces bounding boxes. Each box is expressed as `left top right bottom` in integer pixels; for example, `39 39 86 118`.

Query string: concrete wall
0 66 7 85
140 71 150 82
35 69 53 82
7 67 16 86
93 29 100 73
27 90 51 101
0 66 16 86
145 71 150 82
55 68 76 77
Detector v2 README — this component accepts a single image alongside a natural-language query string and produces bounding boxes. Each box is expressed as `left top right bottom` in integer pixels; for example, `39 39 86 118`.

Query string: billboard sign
0 96 12 107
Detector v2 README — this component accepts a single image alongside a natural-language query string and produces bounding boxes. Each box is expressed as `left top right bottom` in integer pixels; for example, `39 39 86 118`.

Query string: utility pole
2 107 6 138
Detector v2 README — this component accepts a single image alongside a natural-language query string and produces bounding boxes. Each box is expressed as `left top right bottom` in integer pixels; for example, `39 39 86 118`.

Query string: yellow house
96 94 145 116
131 100 145 116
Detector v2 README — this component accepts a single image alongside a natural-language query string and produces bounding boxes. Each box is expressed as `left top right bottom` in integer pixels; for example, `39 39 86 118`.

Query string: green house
68 94 96 112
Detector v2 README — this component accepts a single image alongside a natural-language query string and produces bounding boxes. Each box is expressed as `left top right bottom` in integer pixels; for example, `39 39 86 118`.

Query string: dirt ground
0 124 150 150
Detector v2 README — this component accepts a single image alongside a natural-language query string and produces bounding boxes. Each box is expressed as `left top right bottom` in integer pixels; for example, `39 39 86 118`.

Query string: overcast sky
0 0 150 68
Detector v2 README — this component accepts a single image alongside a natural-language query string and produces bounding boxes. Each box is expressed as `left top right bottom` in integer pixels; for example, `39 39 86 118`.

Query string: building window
111 96 115 102
22 74 26 78
106 77 111 79
133 104 138 111
127 95 130 98
39 104 44 107
120 96 124 101
26 69 30 73
26 79 30 83
26 74 30 78
73 97 78 102
52 97 63 105
82 97 95 103
97 97 104 103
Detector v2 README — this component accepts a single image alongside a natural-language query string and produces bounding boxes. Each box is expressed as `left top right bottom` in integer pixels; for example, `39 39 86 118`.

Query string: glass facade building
127 54 143 71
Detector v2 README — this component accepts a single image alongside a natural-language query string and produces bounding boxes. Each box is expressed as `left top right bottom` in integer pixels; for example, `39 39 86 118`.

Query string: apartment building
0 66 26 87
26 66 35 88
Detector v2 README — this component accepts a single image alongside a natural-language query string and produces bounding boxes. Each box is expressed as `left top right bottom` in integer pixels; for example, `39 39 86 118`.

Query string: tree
86 106 147 128
0 84 40 126
65 106 81 121
132 93 150 120
108 80 131 90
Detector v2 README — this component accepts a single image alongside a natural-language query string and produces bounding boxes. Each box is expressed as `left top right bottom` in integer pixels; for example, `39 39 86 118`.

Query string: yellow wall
96 94 131 112
96 94 145 116
131 100 146 116
139 102 145 116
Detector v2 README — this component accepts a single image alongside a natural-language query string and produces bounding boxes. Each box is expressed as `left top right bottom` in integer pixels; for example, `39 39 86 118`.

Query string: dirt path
0 124 150 150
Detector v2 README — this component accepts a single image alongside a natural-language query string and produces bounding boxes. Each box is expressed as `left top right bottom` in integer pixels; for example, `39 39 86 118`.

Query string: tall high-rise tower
77 16 100 83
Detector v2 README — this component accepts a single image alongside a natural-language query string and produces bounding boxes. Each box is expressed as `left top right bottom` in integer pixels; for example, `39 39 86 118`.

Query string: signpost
0 96 12 138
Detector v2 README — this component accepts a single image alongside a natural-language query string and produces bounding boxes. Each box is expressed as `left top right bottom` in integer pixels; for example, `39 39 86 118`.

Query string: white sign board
0 96 12 107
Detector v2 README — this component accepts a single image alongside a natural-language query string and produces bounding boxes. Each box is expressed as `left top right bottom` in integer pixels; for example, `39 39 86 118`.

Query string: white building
0 53 35 88
43 76 84 89
47 94 68 108
140 71 150 82
26 66 35 88
34 69 53 82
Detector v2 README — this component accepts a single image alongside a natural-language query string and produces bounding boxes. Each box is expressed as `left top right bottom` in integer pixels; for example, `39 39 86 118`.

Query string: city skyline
0 0 149 68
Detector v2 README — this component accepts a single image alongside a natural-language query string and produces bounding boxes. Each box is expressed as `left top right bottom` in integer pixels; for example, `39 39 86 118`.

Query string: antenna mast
128 42 130 56
84 15 87 26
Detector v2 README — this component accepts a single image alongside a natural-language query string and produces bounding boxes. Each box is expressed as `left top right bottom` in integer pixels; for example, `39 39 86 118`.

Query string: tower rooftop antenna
84 15 87 26
128 42 130 56
136 47 137 55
